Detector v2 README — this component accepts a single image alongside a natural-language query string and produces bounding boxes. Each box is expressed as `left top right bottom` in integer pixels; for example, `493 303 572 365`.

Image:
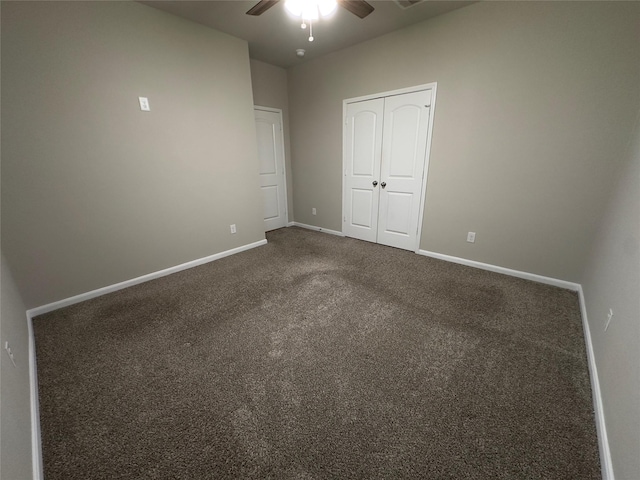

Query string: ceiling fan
246 0 375 19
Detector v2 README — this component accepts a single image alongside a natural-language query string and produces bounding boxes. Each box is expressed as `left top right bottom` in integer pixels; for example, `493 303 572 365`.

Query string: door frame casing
341 83 438 252
254 105 289 229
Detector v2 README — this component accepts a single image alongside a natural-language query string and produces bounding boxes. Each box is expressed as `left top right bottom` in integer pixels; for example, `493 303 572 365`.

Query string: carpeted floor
34 227 601 479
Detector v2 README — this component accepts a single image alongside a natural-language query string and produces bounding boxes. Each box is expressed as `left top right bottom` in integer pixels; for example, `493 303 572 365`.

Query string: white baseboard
27 312 43 480
577 286 614 480
416 249 580 291
416 248 611 478
26 238 268 479
27 239 267 318
26 236 611 479
289 222 345 237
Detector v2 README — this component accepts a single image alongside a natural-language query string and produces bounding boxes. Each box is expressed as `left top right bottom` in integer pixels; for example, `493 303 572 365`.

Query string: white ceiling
141 1 474 68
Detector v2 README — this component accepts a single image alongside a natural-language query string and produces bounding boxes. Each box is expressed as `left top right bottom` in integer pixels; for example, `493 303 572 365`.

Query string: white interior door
377 90 431 250
343 98 384 242
342 88 433 251
255 108 287 231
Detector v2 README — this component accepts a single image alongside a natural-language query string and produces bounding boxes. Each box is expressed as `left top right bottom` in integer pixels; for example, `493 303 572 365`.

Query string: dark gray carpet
34 227 601 479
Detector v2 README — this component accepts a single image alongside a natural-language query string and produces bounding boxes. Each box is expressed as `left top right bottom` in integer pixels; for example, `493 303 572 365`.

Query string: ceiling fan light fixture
285 0 337 20
317 0 338 17
284 0 303 17
301 3 319 21
284 0 339 43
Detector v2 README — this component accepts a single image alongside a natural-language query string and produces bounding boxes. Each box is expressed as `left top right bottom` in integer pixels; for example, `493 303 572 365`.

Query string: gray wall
0 6 33 477
1 1 265 309
287 1 640 282
2 2 638 478
580 111 640 480
250 59 294 223
0 255 33 480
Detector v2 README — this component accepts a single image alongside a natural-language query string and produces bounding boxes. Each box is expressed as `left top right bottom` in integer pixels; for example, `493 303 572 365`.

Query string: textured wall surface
287 1 640 282
2 2 265 308
581 111 640 480
0 255 33 480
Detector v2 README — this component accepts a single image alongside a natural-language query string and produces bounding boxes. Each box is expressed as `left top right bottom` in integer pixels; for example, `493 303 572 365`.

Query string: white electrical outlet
467 232 476 243
230 224 237 234
605 308 613 331
312 208 317 216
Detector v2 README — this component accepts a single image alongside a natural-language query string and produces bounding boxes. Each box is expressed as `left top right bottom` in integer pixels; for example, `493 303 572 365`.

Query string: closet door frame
341 83 438 252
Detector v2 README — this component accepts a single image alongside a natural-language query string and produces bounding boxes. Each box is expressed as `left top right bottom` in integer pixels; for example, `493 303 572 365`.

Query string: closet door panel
343 98 384 243
383 191 413 235
378 90 431 250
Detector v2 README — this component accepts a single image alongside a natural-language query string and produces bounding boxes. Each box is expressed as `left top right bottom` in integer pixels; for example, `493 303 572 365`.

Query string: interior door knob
372 181 378 187
381 182 386 189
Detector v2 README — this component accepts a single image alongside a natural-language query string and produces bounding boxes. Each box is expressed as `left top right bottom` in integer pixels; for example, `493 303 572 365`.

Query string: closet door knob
381 182 387 189
372 181 378 187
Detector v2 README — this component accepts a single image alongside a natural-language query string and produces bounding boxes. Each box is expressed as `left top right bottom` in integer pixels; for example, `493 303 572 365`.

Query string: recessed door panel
387 105 421 179
255 109 287 231
352 111 378 177
261 185 280 220
256 120 277 175
351 189 374 228
382 191 413 235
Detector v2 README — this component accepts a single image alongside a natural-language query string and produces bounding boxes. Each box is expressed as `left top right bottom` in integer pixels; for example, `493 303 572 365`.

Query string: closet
342 87 434 251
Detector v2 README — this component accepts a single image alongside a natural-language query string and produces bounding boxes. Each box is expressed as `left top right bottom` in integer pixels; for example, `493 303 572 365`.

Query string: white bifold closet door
343 89 431 251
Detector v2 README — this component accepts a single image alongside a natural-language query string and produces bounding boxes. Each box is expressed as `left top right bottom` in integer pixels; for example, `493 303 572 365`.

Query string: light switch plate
138 97 150 111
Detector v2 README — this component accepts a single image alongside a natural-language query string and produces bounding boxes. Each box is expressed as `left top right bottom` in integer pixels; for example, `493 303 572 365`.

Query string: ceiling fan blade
246 0 280 16
338 0 374 19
